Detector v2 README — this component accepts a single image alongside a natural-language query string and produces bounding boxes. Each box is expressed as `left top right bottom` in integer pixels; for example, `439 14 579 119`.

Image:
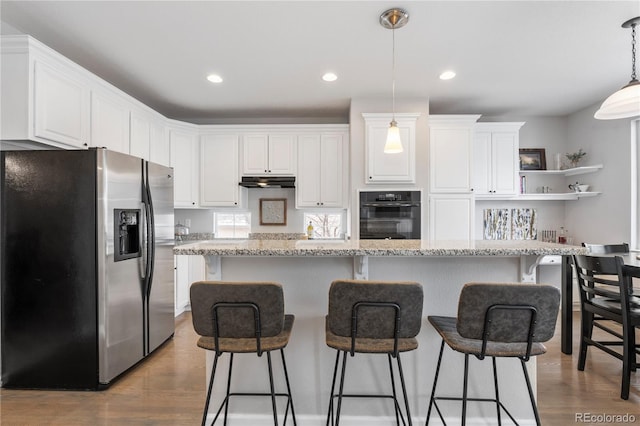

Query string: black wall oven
359 191 421 239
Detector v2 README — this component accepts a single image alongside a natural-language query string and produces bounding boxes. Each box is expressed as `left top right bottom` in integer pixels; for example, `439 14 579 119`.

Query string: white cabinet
90 91 130 154
363 113 419 183
242 134 296 175
174 255 205 316
428 194 475 240
200 134 242 207
473 122 524 197
297 133 345 208
130 111 170 166
170 128 199 207
429 115 480 193
34 60 90 148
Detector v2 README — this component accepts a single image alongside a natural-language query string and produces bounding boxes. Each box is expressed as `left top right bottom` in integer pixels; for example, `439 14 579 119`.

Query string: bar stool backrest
456 283 560 343
328 280 423 339
190 281 284 338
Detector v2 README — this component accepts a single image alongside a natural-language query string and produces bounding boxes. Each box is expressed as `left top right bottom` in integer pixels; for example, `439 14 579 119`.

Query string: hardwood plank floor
0 312 638 425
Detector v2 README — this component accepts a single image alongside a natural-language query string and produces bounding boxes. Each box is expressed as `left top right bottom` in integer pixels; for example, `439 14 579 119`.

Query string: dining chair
190 281 297 425
573 254 639 400
582 242 629 254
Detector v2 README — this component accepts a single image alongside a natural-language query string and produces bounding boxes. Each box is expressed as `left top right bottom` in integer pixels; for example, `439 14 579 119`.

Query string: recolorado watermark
575 413 637 423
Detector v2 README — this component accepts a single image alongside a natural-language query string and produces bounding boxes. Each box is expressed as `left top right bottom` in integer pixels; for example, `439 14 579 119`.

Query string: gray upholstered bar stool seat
325 279 424 426
426 283 560 426
190 281 297 426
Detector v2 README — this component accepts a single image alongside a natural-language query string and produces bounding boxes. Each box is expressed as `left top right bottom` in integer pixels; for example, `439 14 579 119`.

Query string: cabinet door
472 131 492 194
296 135 322 207
243 134 268 174
268 134 296 175
200 134 240 207
319 134 343 207
430 127 473 193
491 132 519 195
149 122 170 167
428 195 474 240
130 112 151 160
170 130 198 207
34 60 89 148
364 114 416 183
174 256 189 316
90 92 130 154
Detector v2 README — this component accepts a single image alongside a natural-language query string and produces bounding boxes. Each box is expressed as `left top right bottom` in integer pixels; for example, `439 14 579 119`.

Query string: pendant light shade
595 16 640 120
380 8 409 154
384 120 403 153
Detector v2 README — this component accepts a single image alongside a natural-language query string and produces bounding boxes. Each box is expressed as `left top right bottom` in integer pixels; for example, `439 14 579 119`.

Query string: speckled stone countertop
173 239 588 257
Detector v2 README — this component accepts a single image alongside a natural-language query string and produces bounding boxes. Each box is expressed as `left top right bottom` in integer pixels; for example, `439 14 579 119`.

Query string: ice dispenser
114 209 141 261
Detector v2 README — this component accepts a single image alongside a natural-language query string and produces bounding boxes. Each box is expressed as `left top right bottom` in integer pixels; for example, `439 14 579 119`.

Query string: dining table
561 252 640 354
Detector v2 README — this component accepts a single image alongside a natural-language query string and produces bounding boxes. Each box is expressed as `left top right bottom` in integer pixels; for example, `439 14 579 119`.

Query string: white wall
565 103 634 245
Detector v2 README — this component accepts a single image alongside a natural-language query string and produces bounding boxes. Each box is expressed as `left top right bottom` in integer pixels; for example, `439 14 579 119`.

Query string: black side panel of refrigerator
1 150 99 389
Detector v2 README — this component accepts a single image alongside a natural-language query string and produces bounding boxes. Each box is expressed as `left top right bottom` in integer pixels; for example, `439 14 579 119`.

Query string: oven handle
361 202 420 207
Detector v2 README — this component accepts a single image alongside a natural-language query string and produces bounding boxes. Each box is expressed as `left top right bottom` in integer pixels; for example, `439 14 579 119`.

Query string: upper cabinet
90 91 130 154
429 115 481 193
130 111 170 166
472 122 524 197
200 134 243 207
363 113 419 184
242 134 296 175
296 133 346 208
170 127 199 208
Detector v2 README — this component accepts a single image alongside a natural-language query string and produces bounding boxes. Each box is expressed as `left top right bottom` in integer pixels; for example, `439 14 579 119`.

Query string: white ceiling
1 1 639 123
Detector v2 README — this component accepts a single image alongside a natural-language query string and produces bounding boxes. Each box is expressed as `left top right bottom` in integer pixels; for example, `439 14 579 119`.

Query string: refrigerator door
145 161 175 353
97 149 145 384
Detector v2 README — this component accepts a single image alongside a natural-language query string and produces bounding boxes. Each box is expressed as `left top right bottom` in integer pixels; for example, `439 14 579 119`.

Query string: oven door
359 202 420 239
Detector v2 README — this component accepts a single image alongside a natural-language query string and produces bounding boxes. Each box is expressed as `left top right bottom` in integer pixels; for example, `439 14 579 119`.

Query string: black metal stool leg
326 350 341 426
266 351 279 426
396 353 412 426
521 358 541 426
280 349 297 425
222 353 234 426
335 351 348 426
202 352 220 426
387 354 401 426
492 357 502 425
426 340 445 426
461 354 469 426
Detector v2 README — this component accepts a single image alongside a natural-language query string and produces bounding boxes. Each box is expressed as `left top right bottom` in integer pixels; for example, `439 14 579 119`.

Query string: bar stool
325 279 424 426
190 281 297 426
426 282 560 426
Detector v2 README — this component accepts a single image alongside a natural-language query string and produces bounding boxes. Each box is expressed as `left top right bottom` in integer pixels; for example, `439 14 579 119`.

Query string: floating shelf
519 164 603 177
476 192 602 201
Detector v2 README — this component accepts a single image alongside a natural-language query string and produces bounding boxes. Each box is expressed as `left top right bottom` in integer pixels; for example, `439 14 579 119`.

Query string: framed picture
259 198 287 226
519 148 547 170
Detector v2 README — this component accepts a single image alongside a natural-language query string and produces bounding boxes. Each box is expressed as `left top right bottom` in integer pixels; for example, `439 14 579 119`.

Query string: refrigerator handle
144 163 156 299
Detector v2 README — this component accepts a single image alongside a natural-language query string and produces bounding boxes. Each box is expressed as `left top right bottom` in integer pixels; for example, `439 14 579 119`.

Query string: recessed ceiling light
207 74 223 83
439 70 456 80
322 72 338 82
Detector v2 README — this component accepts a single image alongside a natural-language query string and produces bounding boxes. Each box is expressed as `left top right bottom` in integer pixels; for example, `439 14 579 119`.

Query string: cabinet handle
234 202 237 205
470 188 474 192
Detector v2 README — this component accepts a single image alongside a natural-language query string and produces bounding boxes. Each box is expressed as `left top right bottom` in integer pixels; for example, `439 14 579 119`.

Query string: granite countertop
173 239 588 257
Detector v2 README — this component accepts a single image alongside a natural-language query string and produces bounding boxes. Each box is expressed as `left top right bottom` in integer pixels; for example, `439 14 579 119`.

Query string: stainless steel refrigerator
0 148 174 390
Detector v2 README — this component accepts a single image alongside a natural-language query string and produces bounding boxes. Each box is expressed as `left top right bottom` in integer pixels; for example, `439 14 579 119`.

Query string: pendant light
380 8 409 153
594 16 640 120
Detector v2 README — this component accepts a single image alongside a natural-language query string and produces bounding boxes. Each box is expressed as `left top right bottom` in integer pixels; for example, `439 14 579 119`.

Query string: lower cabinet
174 255 205 316
428 194 475 240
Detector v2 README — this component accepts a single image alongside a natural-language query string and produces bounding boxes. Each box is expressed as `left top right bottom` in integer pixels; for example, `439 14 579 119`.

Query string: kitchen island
174 239 586 425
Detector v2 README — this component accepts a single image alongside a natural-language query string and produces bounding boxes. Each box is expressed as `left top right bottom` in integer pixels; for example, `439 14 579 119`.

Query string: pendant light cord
392 25 396 121
631 23 637 81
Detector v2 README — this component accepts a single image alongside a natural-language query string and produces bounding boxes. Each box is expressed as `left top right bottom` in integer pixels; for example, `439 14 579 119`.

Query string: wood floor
0 312 638 425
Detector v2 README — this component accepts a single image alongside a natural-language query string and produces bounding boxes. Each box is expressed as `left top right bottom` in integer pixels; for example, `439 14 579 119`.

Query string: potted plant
566 149 587 168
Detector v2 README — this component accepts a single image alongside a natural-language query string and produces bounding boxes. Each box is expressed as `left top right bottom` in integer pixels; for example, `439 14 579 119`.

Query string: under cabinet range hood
239 176 295 188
